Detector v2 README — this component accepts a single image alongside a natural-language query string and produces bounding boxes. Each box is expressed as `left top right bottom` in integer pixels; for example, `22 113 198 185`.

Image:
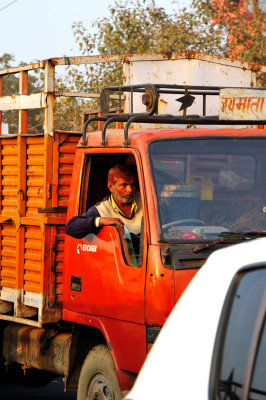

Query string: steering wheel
162 219 206 229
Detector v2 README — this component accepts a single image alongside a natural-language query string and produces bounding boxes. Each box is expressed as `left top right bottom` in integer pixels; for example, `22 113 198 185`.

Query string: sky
0 0 190 67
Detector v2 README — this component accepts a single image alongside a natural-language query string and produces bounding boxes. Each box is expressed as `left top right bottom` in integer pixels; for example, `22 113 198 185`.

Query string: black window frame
209 262 266 400
78 151 144 268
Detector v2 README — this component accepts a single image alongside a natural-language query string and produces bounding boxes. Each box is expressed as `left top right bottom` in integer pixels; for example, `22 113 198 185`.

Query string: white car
125 238 266 400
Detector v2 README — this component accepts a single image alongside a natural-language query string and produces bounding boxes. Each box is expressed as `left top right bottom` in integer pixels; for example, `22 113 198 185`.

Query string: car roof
126 237 266 400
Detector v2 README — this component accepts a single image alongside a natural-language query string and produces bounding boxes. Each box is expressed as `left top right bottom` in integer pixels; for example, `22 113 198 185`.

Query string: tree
54 0 266 130
56 0 227 130
70 0 227 90
211 0 265 64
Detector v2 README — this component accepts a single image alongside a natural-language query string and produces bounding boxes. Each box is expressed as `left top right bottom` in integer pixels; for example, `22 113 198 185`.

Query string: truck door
63 152 146 325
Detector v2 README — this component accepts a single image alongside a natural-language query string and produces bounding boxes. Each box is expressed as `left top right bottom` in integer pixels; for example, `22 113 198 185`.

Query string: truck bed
0 131 81 327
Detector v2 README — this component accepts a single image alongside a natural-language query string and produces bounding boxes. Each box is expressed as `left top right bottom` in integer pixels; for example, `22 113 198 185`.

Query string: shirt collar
111 194 137 219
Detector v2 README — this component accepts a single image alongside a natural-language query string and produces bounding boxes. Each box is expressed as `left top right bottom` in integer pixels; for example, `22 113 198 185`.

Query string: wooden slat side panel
54 227 65 306
0 226 17 288
24 226 43 293
26 137 45 217
58 134 80 208
1 140 18 216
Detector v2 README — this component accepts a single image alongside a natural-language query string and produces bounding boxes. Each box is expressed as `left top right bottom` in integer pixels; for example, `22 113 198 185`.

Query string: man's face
109 175 136 204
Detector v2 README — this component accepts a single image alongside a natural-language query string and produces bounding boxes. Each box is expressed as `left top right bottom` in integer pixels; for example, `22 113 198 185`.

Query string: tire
77 345 121 400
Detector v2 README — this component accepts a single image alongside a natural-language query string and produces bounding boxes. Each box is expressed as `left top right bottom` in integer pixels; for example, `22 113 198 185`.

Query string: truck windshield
149 138 266 241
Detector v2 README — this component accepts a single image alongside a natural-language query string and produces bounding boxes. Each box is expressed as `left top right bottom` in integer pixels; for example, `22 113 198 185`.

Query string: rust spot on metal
161 52 173 60
186 51 196 60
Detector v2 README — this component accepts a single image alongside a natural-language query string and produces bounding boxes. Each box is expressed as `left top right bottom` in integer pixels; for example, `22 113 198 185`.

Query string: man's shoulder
95 195 110 207
95 196 112 216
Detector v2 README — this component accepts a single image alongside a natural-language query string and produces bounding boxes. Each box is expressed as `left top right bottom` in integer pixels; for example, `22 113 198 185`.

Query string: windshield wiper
193 231 266 253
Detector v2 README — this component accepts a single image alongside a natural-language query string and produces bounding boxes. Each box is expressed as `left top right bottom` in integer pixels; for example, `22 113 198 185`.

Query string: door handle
70 276 82 292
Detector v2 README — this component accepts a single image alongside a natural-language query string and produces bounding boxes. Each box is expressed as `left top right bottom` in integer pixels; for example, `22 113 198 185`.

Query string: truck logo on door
77 244 97 254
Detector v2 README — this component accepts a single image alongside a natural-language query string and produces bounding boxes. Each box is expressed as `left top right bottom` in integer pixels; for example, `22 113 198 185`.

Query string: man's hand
99 217 124 227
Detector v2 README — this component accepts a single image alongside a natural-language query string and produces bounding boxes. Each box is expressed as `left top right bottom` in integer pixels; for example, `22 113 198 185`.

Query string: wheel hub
87 373 113 400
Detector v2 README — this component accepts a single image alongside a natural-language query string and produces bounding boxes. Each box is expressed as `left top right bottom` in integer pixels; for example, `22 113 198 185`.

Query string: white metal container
122 52 265 127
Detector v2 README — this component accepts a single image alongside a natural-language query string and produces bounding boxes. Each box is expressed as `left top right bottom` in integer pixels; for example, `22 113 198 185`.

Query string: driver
65 164 142 239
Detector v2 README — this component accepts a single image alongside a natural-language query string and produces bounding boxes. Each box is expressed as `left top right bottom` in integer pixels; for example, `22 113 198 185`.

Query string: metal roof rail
82 116 107 146
100 83 265 117
98 83 266 146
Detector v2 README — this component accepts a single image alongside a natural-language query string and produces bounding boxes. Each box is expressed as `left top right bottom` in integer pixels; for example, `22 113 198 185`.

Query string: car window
217 268 266 400
249 319 266 399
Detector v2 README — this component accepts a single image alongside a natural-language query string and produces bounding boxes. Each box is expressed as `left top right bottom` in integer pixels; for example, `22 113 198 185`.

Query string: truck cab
62 83 266 392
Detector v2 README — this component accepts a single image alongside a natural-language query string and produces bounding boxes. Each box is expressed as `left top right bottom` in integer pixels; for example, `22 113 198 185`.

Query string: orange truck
0 53 265 399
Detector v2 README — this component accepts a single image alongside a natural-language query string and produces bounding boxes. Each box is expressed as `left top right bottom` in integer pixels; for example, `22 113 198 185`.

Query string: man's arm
65 206 100 239
65 206 125 239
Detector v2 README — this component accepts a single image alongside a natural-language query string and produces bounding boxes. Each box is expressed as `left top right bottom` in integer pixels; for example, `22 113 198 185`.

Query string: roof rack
82 84 266 147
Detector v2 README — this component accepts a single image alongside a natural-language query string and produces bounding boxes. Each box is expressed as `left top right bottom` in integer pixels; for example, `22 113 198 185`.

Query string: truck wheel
77 345 121 400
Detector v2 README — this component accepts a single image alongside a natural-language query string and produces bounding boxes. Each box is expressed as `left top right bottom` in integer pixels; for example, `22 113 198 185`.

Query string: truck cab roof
79 127 266 148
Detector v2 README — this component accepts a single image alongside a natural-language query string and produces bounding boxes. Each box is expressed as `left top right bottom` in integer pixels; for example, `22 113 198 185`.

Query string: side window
249 320 266 399
216 268 266 400
80 153 144 267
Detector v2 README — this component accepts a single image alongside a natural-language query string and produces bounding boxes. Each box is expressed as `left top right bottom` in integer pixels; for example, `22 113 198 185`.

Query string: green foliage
71 0 227 90
58 0 228 129
53 70 90 131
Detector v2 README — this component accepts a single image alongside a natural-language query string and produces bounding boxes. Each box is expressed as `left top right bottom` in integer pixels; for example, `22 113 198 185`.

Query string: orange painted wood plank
24 241 42 250
16 226 25 289
52 134 60 208
2 189 18 195
24 273 41 283
59 156 76 164
24 263 42 272
27 148 45 155
1 158 19 165
2 148 18 155
0 142 17 149
2 199 18 206
25 230 42 239
1 227 16 236
1 270 16 278
27 159 45 166
24 253 42 262
24 283 41 292
59 146 77 154
1 260 16 267
2 238 17 246
2 249 17 257
26 200 43 207
27 139 45 145
26 179 44 186
1 170 18 176
0 279 16 288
